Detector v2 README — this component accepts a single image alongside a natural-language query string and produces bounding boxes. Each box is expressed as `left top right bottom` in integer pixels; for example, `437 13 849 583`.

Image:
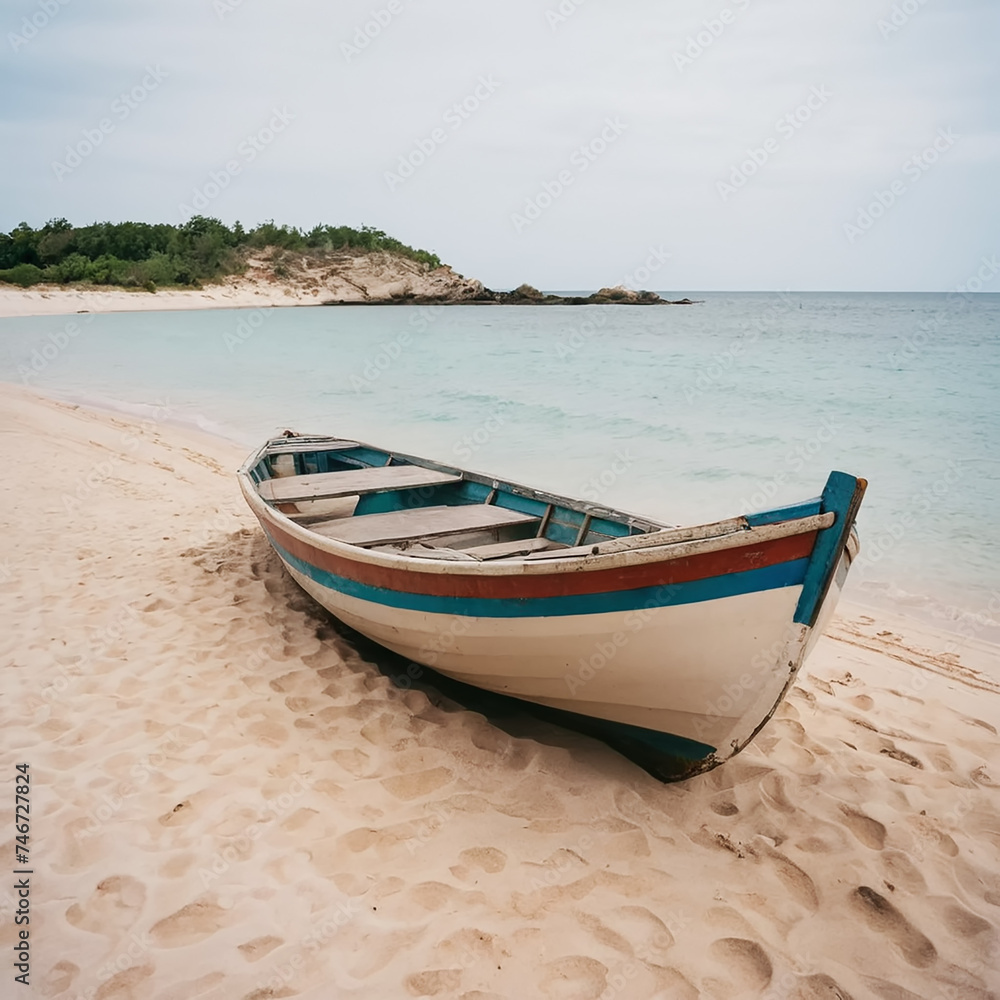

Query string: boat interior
248 437 665 561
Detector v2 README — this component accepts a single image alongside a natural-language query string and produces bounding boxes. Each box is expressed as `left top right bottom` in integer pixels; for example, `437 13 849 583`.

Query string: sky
1 0 998 291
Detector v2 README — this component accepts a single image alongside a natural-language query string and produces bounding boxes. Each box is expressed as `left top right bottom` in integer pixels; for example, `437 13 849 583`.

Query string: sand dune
1 385 997 999
0 251 487 319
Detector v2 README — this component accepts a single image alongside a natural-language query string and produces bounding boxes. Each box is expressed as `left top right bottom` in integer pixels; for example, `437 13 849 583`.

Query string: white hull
240 434 865 779
281 555 845 758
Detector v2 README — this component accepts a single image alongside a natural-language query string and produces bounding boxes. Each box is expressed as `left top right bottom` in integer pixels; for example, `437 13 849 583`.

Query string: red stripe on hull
262 515 817 600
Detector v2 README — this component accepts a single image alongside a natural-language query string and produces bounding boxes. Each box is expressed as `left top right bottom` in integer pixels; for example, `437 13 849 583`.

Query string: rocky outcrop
231 249 488 305
486 283 702 306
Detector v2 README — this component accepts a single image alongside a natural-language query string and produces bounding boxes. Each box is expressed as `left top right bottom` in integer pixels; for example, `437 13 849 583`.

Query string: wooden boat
239 434 865 780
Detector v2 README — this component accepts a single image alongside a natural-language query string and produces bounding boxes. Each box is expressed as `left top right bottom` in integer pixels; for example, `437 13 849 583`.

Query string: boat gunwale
238 436 834 579
243 435 667 533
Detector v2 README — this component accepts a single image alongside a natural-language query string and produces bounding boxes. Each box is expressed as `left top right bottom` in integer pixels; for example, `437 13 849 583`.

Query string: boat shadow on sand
249 532 687 783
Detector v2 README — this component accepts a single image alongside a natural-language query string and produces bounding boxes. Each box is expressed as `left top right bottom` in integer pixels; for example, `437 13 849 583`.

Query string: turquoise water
1 292 998 632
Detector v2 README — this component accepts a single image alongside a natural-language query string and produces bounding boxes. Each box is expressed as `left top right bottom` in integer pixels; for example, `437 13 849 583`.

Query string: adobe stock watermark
619 246 671 290
843 127 958 244
17 291 123 383
563 584 683 696
737 415 841 514
198 775 312 887
690 621 811 741
56 399 173 518
452 410 508 461
683 291 797 401
416 614 474 666
673 0 754 73
716 86 832 202
553 310 609 359
70 933 155 1000
511 117 627 233
18 317 86 383
222 307 272 352
8 0 73 53
350 331 412 391
252 896 366 997
52 66 169 180
38 603 142 707
350 305 444 390
581 448 636 502
546 0 588 30
214 0 250 19
75 728 187 840
853 461 961 574
878 0 931 40
887 254 999 366
341 1 407 62
178 107 295 221
385 76 501 192
939 591 1000 663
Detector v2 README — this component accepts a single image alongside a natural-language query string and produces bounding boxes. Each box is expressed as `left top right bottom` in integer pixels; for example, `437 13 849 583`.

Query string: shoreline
2 381 997 997
8 380 996 634
0 282 700 319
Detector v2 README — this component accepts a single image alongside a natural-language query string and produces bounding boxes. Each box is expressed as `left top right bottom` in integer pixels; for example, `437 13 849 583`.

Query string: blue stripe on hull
269 532 808 618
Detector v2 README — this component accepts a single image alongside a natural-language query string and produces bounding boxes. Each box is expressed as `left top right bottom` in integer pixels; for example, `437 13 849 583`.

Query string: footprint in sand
238 934 284 961
405 968 463 996
537 956 608 999
459 847 507 874
793 972 856 999
381 767 454 800
939 900 992 938
574 911 633 956
65 875 146 935
146 972 226 1000
710 796 739 816
708 937 773 991
431 927 500 969
39 960 79 997
157 799 195 827
759 773 796 814
244 719 288 747
839 805 887 849
92 964 155 1000
148 898 231 948
850 886 937 968
760 847 819 911
879 850 927 895
607 905 676 964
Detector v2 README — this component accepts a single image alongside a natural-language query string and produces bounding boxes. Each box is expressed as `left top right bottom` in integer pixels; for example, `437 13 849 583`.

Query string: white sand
0 253 486 319
1 384 998 999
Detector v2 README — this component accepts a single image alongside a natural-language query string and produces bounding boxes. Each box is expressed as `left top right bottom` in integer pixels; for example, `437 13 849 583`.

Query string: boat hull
239 439 864 780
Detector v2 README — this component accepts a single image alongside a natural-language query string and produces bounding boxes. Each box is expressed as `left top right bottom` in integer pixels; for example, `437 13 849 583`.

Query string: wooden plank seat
308 504 540 547
259 465 461 503
266 439 360 456
459 537 561 560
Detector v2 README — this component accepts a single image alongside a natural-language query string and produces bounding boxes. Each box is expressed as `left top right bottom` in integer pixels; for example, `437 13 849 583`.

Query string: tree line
0 217 443 291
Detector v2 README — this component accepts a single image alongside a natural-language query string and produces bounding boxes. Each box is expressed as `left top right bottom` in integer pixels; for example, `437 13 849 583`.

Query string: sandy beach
1 384 998 999
0 252 488 319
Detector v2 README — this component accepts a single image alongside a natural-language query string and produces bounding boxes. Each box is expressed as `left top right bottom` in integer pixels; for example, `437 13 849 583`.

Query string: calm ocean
2 292 998 636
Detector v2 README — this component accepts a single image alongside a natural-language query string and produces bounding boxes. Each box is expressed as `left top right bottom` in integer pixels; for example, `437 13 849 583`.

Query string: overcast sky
2 0 997 290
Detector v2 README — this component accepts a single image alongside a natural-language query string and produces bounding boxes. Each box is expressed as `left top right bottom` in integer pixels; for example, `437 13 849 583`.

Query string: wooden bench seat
308 504 540 547
259 465 461 503
459 537 560 560
266 439 360 456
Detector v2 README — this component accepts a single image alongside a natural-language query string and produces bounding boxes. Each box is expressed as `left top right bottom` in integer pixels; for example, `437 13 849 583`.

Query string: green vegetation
0 218 443 290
